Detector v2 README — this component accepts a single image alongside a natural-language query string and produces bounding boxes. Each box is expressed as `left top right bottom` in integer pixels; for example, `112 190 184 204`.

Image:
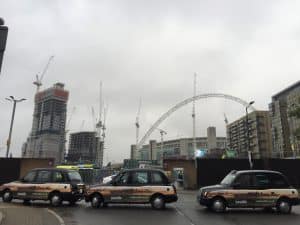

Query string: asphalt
0 203 63 225
1 191 300 225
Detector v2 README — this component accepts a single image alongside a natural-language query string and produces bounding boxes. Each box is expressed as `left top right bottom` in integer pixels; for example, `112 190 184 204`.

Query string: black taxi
0 168 85 206
197 170 300 213
85 168 178 209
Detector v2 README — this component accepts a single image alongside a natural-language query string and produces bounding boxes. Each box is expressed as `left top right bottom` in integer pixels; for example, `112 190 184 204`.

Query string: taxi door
253 173 276 207
129 171 152 203
231 173 258 208
31 170 53 200
108 171 132 203
14 170 37 199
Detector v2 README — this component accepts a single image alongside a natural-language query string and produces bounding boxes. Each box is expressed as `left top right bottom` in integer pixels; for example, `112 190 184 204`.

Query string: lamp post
246 101 255 169
0 18 8 75
5 96 26 158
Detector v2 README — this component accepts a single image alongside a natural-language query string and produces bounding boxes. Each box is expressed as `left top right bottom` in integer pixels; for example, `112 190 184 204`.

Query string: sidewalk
0 206 63 225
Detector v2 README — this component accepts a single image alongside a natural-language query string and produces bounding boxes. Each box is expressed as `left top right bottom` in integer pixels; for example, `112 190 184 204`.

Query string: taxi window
115 172 130 185
151 172 167 185
36 170 52 183
132 171 149 185
23 171 37 183
269 173 289 188
253 174 270 189
234 174 251 188
53 171 64 183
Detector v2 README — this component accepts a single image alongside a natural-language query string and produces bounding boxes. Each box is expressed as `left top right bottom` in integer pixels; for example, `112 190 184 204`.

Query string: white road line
46 209 65 225
175 206 196 225
175 207 184 216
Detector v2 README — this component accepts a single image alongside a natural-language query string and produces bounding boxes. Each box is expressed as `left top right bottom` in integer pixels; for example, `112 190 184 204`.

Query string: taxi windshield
221 173 236 185
68 171 82 182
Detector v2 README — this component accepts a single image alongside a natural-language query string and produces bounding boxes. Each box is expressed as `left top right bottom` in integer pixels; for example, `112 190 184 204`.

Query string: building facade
67 131 103 167
269 81 300 158
227 110 272 159
22 83 69 164
132 127 226 161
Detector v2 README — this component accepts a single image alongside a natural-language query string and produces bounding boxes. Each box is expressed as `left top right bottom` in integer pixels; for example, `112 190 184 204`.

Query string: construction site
21 56 106 167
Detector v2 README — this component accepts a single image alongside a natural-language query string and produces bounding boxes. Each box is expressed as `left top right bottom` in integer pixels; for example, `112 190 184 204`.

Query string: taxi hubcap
279 201 290 213
153 197 163 209
3 192 11 201
212 200 224 212
51 195 61 206
92 197 99 207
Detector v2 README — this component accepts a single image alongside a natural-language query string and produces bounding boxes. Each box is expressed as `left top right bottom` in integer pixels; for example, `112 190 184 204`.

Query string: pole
192 73 197 153
246 102 254 169
6 100 16 158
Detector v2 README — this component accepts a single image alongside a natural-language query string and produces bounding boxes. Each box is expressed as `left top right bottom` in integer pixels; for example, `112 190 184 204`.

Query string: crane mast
135 98 142 156
33 55 54 93
192 73 197 153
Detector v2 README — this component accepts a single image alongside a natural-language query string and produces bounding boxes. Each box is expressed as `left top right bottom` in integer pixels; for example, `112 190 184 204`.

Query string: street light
0 18 8 74
246 101 255 169
5 96 26 158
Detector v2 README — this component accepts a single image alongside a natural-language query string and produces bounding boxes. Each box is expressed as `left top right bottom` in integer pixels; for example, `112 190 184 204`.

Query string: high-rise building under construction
67 131 103 167
22 83 69 164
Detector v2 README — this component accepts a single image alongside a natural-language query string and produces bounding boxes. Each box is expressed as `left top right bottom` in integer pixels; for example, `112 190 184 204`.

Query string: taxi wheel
50 193 62 207
211 197 226 213
151 195 165 210
91 194 103 209
276 198 291 214
2 190 13 203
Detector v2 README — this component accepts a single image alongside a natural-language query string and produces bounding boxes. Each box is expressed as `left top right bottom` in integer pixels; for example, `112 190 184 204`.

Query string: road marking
46 209 65 225
175 207 184 216
175 206 196 225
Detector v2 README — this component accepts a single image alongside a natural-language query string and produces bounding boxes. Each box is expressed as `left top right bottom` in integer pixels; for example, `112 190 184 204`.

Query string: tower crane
64 106 76 161
192 73 197 153
33 55 54 93
156 128 167 159
224 113 229 125
135 99 142 152
91 106 96 131
102 105 108 139
96 82 103 138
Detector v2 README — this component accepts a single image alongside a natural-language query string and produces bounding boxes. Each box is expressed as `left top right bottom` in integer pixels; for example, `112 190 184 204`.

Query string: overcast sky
1 0 300 163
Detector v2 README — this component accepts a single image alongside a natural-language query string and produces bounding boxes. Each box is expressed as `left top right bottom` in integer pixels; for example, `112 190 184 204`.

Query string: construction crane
192 73 197 153
66 106 76 132
96 82 103 138
102 105 108 139
91 106 96 131
135 98 142 152
64 106 76 161
33 55 54 93
224 113 229 125
156 128 167 159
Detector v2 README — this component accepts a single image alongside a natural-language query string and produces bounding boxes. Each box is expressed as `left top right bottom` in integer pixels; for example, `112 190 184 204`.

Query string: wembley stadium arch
137 93 256 150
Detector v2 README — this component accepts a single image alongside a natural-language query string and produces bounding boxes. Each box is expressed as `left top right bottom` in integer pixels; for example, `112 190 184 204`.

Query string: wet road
51 191 300 225
1 191 300 225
